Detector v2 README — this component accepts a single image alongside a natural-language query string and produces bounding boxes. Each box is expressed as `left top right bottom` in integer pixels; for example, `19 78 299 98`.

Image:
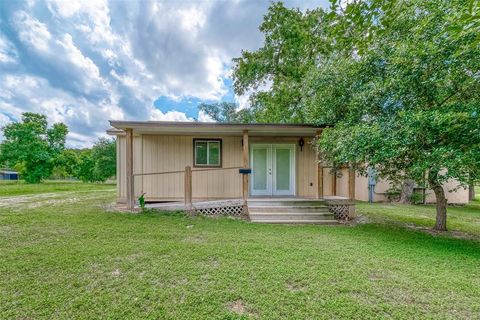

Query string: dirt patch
183 235 207 244
286 280 307 292
404 223 480 241
111 269 121 277
227 299 257 317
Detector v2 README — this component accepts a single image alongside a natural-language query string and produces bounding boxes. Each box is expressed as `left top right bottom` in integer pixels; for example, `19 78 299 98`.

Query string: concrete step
250 218 338 225
248 200 326 207
249 212 335 220
249 205 330 213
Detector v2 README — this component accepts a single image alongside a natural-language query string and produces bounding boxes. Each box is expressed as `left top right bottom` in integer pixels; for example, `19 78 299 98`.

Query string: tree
91 138 116 182
0 113 68 183
75 138 116 182
198 102 253 123
233 0 480 231
53 149 79 178
75 150 96 183
233 2 332 123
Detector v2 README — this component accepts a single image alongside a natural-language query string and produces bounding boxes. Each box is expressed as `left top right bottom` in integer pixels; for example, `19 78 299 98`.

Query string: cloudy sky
0 0 328 147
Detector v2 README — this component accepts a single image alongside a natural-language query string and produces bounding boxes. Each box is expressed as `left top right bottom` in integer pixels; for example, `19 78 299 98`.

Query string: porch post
316 130 323 199
332 170 337 196
348 165 356 200
242 130 249 202
125 128 134 210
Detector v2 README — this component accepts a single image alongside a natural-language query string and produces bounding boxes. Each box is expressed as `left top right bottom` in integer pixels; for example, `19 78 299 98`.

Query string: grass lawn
1 182 479 319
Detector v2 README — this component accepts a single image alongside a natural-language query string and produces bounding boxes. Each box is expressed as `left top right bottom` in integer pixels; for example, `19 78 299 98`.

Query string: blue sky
0 0 328 147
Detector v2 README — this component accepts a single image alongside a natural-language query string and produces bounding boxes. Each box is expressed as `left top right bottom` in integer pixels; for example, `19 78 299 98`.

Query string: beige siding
296 138 317 198
117 134 319 202
354 173 469 204
116 133 469 204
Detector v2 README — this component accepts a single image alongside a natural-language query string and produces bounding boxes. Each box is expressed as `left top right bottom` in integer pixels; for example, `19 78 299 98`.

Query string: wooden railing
133 166 243 208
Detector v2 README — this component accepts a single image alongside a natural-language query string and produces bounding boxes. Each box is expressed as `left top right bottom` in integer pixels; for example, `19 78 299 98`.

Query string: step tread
250 219 339 224
249 212 334 216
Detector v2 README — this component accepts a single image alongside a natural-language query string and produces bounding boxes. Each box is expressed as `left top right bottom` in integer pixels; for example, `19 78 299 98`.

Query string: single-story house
0 169 19 180
107 121 469 223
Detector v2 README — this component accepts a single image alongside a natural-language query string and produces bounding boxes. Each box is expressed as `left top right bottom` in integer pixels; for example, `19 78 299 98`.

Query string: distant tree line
0 112 116 183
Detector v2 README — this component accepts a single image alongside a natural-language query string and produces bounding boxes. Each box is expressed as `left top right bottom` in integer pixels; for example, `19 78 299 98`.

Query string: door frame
249 143 296 196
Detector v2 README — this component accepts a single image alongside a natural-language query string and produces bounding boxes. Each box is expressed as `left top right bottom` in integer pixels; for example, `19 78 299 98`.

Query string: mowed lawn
1 182 479 319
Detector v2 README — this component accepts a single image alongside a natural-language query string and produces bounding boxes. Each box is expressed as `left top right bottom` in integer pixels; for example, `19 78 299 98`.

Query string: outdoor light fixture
299 137 305 151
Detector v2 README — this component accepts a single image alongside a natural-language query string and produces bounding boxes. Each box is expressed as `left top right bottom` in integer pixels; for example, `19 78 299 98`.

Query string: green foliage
198 102 253 123
75 150 96 183
138 193 146 211
233 0 480 230
0 113 68 183
53 149 79 178
75 138 116 182
233 2 332 123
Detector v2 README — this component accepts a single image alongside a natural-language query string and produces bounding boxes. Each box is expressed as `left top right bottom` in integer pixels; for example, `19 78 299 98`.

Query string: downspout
368 167 376 203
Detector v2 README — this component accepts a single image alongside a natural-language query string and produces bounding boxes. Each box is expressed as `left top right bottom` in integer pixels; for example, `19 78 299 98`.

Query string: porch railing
132 166 243 208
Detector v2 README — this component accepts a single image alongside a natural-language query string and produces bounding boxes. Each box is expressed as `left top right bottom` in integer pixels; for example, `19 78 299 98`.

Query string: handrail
192 166 243 173
133 166 244 177
133 170 185 177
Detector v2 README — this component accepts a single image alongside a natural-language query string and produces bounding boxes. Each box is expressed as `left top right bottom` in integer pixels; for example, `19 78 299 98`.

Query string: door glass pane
276 148 290 190
208 142 220 165
253 148 267 190
195 141 208 165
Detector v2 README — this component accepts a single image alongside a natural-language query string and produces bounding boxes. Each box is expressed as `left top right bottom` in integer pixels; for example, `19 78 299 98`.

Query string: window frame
193 138 222 168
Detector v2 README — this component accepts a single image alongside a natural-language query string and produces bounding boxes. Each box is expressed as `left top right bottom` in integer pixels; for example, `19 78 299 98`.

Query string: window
194 139 221 167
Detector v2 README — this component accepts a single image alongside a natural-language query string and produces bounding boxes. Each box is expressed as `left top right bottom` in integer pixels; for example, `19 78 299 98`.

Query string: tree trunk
400 179 415 203
432 184 447 231
469 182 475 201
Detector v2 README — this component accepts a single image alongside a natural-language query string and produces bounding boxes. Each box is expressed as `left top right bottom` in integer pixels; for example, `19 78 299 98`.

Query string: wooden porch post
184 166 192 208
242 130 249 202
348 166 356 200
125 128 134 210
316 130 323 199
332 171 337 196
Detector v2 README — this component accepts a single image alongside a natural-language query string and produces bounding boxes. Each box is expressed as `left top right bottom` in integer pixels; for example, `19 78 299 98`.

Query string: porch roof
108 121 327 136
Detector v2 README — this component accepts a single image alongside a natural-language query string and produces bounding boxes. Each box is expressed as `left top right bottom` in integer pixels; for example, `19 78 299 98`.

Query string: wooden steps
248 199 336 224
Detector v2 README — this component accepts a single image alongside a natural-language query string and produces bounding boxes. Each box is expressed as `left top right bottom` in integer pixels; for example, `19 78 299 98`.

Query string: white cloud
0 35 18 64
0 0 329 147
149 108 193 122
198 110 215 122
13 11 52 52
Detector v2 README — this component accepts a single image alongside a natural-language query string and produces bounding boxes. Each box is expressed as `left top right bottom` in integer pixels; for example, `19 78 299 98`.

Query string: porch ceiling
108 121 326 136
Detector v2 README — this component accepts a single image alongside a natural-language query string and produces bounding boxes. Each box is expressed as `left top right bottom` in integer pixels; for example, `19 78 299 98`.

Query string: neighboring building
0 169 19 181
107 121 469 222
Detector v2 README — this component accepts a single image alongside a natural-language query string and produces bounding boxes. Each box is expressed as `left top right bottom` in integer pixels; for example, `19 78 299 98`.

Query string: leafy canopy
233 0 480 230
0 113 68 183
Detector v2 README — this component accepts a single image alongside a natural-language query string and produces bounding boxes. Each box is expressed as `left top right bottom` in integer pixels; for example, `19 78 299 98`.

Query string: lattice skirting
325 199 356 221
195 205 247 218
329 204 351 220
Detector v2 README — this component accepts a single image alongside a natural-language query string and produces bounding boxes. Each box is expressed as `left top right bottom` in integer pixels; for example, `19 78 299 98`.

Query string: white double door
250 144 295 196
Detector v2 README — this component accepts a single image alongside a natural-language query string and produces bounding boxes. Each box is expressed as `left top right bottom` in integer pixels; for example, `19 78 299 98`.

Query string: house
0 169 19 181
107 121 469 223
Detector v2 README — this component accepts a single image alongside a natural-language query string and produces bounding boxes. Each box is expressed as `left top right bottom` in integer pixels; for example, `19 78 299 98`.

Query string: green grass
1 182 479 319
357 200 480 236
0 180 115 196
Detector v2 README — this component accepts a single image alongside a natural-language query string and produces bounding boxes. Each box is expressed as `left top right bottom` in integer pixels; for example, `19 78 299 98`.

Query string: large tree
0 113 68 183
198 102 253 123
75 138 116 183
233 0 480 231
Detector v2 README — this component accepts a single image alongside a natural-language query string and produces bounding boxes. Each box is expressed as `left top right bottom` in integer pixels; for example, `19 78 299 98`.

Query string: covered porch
108 121 357 222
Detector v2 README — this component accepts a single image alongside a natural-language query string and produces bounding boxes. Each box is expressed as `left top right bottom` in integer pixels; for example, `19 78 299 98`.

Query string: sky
0 0 329 147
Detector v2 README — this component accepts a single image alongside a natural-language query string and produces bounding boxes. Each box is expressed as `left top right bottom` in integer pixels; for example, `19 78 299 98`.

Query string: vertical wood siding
117 134 333 202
